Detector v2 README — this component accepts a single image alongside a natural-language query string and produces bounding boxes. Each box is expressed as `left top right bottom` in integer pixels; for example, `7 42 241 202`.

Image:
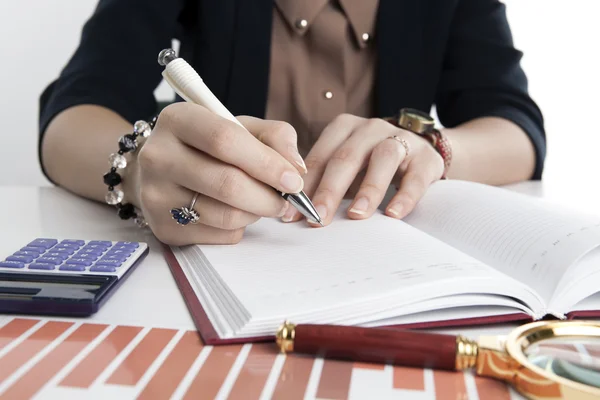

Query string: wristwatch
387 108 452 179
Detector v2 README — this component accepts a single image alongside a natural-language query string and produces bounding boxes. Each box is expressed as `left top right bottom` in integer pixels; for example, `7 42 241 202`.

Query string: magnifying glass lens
524 337 600 388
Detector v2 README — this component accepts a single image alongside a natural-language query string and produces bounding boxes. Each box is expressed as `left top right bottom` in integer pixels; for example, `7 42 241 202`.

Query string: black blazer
39 0 546 179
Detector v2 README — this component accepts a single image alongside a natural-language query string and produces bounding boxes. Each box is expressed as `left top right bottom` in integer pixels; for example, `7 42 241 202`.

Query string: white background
0 0 598 189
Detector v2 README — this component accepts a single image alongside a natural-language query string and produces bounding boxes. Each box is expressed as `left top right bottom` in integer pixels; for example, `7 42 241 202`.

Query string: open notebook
164 180 600 344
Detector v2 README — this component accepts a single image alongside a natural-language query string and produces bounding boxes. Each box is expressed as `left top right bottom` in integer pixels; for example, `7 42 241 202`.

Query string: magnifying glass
276 320 600 399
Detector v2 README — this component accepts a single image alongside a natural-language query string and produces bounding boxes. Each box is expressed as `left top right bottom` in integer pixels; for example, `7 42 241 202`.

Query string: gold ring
388 135 410 157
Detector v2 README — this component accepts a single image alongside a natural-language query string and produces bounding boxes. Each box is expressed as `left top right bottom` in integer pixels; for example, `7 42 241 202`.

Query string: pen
157 48 323 226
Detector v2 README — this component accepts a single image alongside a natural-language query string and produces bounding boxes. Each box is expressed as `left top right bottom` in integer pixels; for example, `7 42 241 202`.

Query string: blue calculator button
60 239 86 246
99 255 128 262
59 264 86 272
77 248 104 256
54 244 81 251
14 251 40 258
65 258 93 266
29 263 56 270
90 266 116 273
51 247 76 255
116 242 139 248
95 259 123 267
37 257 64 265
88 241 112 247
44 252 69 259
83 244 108 252
74 253 100 261
27 239 58 249
107 248 133 256
0 261 25 269
7 255 35 263
20 247 44 254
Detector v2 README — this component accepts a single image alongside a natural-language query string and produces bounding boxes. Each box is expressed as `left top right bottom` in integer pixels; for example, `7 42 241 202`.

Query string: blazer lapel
226 0 274 117
191 0 237 106
375 0 429 117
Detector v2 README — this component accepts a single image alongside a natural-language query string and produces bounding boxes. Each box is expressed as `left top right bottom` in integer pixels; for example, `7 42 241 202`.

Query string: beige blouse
265 0 379 156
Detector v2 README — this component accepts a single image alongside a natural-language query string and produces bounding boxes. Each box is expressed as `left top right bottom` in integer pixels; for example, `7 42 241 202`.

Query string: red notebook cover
163 245 534 345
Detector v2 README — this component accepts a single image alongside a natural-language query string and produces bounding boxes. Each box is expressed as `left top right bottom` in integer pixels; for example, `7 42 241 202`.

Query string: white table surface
1 180 597 336
0 181 598 400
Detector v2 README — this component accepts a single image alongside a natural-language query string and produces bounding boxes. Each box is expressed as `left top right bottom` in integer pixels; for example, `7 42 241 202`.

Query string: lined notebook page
404 180 600 301
195 202 538 326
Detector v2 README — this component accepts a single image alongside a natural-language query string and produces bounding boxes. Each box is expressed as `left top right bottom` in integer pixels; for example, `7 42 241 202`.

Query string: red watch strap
426 129 452 179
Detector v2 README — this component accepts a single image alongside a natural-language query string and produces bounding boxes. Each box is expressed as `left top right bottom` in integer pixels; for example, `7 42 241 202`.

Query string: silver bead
134 120 151 137
105 190 124 205
109 153 127 169
134 216 148 228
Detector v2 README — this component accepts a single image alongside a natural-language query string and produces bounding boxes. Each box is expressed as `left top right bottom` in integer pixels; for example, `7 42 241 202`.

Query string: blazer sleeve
38 0 185 177
434 0 546 179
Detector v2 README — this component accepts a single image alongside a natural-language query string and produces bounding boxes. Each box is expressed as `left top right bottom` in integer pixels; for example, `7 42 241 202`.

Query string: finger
139 183 249 246
281 114 363 223
144 183 261 230
347 136 408 219
237 116 307 175
137 135 289 218
385 163 434 219
308 118 398 225
159 103 304 194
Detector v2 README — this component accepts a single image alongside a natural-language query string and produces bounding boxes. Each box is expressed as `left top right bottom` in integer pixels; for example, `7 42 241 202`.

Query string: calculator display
0 273 113 302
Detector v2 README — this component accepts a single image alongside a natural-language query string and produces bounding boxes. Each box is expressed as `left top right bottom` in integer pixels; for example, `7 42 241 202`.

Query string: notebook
163 180 600 345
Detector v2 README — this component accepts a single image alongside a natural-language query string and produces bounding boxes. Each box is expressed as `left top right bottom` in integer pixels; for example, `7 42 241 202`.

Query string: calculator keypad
0 239 147 276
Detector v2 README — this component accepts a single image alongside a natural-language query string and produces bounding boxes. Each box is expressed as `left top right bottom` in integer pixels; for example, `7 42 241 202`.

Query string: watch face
401 108 434 123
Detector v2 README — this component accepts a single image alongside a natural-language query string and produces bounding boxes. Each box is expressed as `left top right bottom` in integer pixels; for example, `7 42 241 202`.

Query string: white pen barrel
164 59 245 129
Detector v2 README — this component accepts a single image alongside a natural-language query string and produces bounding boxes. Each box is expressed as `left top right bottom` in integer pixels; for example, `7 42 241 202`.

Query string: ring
388 135 410 157
170 192 200 226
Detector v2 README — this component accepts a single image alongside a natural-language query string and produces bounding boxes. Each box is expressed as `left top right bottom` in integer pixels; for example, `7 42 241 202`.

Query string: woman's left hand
282 114 445 225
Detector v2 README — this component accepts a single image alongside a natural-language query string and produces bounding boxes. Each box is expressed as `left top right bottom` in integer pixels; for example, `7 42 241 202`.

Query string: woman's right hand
132 102 307 245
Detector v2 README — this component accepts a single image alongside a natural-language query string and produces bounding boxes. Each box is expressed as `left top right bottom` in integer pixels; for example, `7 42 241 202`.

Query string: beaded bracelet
103 116 157 227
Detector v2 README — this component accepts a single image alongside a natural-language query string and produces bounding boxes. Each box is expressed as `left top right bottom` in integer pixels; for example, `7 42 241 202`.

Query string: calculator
0 238 149 316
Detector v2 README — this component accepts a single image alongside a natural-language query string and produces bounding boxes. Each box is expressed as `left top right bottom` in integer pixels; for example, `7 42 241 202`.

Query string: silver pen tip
318 221 324 227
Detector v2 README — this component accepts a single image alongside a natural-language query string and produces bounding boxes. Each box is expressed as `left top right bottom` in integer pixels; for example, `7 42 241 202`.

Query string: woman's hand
132 103 307 245
281 114 445 225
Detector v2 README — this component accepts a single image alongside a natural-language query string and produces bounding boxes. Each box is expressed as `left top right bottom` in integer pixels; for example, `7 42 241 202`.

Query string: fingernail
281 205 297 222
278 201 290 217
309 204 328 225
349 197 369 215
289 145 307 174
280 171 304 193
387 203 403 218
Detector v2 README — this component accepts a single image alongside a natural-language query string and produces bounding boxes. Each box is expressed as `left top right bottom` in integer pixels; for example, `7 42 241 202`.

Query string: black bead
117 203 136 220
108 186 114 191
103 172 122 186
111 167 117 172
118 134 137 153
118 150 124 155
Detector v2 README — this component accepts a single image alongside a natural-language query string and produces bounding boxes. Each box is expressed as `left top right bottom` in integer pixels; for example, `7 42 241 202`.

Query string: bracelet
103 116 157 227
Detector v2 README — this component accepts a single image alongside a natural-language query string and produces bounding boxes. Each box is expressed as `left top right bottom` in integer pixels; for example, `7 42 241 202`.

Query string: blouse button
361 33 370 43
295 19 308 30
323 91 334 100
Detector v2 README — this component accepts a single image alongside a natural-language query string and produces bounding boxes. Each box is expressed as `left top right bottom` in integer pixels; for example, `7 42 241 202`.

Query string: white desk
0 182 595 399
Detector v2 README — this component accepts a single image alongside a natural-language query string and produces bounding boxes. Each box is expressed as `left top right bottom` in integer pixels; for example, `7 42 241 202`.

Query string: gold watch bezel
398 108 435 135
